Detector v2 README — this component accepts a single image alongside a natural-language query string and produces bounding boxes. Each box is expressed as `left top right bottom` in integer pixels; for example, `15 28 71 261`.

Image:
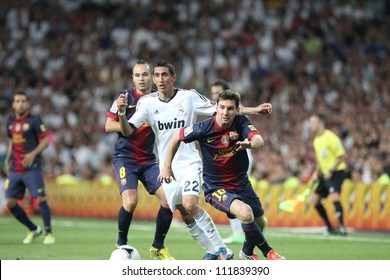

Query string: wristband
118 110 126 116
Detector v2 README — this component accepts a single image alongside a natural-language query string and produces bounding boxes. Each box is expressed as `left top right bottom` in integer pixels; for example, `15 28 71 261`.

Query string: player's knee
309 194 320 206
160 201 170 208
183 203 198 216
329 192 340 201
155 188 169 206
36 196 46 204
6 199 17 209
257 216 267 230
176 205 194 224
237 205 254 223
122 199 137 212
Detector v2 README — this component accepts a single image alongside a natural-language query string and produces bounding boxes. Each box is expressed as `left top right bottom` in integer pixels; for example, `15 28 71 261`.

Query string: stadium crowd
0 0 389 187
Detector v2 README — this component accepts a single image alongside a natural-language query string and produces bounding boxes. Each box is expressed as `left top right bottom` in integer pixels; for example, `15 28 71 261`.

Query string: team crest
184 126 193 136
222 194 228 202
178 105 185 113
221 135 229 146
229 131 238 140
121 178 127 186
23 123 30 131
248 125 256 131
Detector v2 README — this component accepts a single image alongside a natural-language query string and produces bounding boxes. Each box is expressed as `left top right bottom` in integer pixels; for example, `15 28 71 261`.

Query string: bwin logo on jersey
158 118 185 130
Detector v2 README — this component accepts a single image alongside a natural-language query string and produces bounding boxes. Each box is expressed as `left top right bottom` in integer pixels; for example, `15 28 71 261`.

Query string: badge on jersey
23 123 30 131
15 123 21 132
178 105 185 113
248 125 257 131
221 135 229 146
184 126 193 137
229 131 238 140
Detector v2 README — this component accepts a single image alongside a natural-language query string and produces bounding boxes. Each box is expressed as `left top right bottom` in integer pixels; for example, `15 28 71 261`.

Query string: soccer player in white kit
116 59 272 259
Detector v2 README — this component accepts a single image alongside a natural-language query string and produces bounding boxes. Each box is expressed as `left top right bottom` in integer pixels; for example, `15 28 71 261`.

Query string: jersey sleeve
240 115 260 140
129 96 149 128
6 116 12 139
106 91 128 121
106 98 119 121
330 132 346 157
179 123 202 143
33 116 48 140
191 89 216 116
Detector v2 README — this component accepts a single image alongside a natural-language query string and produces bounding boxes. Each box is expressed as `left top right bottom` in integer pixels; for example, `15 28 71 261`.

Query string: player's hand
22 152 36 168
324 172 332 180
158 167 176 184
310 173 318 182
115 92 129 114
255 103 272 115
235 141 251 152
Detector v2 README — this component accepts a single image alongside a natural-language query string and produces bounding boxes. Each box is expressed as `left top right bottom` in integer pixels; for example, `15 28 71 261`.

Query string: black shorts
315 170 346 198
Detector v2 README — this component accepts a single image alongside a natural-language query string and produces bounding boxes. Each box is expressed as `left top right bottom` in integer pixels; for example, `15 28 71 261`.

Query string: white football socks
194 207 224 249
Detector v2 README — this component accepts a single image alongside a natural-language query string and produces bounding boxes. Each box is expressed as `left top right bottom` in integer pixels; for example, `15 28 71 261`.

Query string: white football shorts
162 163 203 212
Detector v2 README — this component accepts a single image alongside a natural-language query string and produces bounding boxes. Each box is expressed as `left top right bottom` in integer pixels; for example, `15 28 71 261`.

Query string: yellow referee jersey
313 129 346 174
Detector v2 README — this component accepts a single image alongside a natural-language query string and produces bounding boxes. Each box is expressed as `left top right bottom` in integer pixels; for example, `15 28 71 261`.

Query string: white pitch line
268 231 390 244
4 218 388 244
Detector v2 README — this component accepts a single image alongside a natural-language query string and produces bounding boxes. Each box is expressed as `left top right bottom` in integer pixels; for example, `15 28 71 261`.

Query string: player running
159 89 286 260
116 59 272 259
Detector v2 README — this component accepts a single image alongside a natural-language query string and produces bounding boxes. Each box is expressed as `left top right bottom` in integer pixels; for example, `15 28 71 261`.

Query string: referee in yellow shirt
309 113 347 235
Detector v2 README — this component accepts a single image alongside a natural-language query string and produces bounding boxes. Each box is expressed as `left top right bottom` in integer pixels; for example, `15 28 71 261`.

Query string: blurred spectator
0 0 388 186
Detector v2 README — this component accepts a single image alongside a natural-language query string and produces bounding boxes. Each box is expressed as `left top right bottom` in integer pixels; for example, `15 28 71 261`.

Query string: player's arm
105 117 121 133
240 103 272 115
310 162 321 182
329 154 346 174
4 140 12 175
23 135 49 168
116 92 135 137
236 134 264 151
323 154 346 180
158 131 182 184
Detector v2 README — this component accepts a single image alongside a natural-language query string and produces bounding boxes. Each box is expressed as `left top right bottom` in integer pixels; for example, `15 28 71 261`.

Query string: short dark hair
135 59 150 67
312 113 328 124
211 79 230 90
217 89 241 108
133 59 152 73
13 89 28 101
153 59 175 76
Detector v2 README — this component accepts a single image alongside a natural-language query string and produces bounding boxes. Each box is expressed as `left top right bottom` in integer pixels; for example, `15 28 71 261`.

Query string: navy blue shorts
112 160 160 195
5 170 46 199
203 182 264 219
316 170 346 198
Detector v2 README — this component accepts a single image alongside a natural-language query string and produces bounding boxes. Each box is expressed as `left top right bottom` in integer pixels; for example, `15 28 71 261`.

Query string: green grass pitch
1 215 389 260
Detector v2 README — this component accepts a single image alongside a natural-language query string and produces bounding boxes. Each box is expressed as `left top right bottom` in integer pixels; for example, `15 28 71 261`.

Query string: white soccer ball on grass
109 245 141 260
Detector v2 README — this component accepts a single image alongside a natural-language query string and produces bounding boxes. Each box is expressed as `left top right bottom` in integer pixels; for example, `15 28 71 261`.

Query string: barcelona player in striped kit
106 60 175 260
5 90 55 245
159 89 285 260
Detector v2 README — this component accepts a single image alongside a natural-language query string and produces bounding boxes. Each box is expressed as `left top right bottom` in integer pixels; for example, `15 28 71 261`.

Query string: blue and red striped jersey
106 88 157 165
7 113 47 173
179 115 260 191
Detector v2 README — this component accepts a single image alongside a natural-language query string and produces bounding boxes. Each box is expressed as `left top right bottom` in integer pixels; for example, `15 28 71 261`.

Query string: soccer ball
109 245 141 260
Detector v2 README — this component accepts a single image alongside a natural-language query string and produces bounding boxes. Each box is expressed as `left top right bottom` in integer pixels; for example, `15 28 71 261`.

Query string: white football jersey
129 88 216 171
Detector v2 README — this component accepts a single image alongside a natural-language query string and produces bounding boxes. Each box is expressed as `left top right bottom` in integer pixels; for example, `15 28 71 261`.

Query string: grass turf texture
1 216 389 260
